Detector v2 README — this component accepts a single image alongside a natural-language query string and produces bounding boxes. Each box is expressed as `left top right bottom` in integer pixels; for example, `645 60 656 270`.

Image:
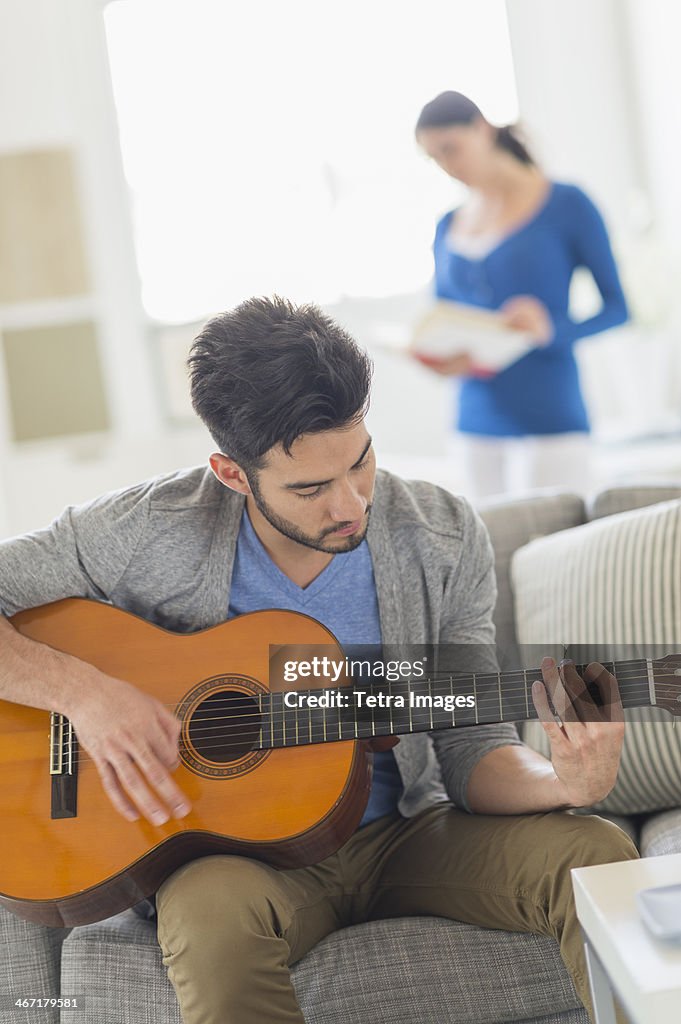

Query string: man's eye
297 487 322 500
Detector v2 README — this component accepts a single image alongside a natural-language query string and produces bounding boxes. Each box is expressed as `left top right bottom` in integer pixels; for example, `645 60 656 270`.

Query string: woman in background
414 90 629 498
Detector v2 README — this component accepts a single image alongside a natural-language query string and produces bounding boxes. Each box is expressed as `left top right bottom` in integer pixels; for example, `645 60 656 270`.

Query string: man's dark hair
188 295 373 470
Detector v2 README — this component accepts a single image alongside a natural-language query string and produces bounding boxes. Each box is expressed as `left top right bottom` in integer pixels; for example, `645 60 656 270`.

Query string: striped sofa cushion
510 499 681 815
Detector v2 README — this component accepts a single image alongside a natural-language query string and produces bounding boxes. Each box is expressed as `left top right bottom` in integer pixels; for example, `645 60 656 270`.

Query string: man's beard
248 474 371 554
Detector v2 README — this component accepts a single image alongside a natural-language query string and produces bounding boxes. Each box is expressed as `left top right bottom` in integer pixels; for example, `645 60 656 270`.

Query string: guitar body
1 600 369 927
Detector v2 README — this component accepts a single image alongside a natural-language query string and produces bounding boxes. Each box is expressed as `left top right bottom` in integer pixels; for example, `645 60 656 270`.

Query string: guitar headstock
652 655 681 717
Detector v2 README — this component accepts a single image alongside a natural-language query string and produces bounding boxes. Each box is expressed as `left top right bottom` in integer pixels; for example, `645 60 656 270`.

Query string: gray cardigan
0 465 523 814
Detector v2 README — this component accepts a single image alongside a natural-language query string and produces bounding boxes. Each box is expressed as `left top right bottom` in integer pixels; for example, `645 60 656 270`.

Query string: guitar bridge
50 712 78 818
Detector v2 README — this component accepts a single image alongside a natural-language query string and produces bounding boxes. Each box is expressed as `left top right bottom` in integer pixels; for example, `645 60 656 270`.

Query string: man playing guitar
0 296 635 1023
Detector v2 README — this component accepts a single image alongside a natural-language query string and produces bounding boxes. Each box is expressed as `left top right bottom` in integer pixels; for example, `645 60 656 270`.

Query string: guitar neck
262 658 658 748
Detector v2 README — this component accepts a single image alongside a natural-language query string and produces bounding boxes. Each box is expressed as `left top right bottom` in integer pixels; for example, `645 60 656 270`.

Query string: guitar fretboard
254 658 659 749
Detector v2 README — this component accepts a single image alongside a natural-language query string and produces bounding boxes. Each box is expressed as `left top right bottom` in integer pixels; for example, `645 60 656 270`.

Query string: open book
410 300 534 372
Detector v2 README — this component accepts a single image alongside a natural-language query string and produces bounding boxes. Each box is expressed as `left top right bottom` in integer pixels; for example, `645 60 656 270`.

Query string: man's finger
584 662 625 723
559 660 596 722
541 657 579 723
96 759 140 822
109 750 172 825
155 708 182 769
159 705 182 743
133 743 191 819
531 679 567 743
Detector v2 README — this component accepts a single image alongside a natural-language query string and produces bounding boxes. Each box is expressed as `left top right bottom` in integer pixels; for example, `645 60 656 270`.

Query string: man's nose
329 483 367 523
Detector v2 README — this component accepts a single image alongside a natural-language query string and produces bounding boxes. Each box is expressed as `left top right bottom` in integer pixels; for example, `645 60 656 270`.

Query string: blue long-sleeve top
433 182 629 436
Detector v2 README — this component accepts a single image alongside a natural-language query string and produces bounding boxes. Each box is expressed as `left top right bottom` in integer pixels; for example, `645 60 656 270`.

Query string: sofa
4 482 681 1024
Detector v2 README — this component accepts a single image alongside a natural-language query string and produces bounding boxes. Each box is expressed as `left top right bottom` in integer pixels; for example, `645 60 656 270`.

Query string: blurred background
1 0 680 536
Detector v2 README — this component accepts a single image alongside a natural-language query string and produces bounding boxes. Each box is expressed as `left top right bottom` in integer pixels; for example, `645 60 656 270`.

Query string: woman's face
417 118 496 186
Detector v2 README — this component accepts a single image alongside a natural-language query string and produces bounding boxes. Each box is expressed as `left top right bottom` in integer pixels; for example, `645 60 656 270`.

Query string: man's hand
66 672 192 825
531 658 625 808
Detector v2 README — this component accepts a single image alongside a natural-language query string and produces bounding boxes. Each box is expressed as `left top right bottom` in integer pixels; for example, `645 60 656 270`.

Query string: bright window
104 0 518 323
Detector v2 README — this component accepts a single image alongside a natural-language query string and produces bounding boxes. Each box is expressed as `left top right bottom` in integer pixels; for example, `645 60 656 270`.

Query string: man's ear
209 453 252 495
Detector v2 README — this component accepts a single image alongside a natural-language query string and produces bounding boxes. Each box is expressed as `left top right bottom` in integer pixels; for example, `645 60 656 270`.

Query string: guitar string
136 668 677 718
47 672 677 736
51 678 681 769
58 708 681 770
85 662 675 713
55 703 681 772
148 678 673 736
51 675 667 757
55 708 659 770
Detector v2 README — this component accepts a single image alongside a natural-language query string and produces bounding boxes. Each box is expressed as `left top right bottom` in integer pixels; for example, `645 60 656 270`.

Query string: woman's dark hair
415 90 534 166
188 295 373 471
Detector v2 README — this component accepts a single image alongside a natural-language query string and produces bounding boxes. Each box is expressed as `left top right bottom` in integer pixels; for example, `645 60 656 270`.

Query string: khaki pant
156 806 638 1024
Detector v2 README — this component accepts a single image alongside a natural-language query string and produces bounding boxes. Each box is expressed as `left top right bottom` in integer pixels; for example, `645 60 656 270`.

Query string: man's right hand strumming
0 615 191 825
66 672 192 825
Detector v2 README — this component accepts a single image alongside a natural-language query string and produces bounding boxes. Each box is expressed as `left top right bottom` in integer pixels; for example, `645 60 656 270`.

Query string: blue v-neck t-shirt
228 509 402 826
433 182 629 437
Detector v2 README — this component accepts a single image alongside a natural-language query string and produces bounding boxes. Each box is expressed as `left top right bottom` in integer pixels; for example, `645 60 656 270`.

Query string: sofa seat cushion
640 809 681 857
60 911 586 1024
511 498 681 815
0 906 70 1024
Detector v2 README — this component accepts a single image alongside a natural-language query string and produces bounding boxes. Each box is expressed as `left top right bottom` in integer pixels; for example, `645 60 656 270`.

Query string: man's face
247 420 376 554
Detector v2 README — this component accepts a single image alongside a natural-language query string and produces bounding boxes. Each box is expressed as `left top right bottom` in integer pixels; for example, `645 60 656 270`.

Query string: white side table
572 853 681 1024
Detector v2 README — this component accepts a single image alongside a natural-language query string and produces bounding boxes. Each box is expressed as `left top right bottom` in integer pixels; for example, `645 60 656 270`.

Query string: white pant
453 432 593 501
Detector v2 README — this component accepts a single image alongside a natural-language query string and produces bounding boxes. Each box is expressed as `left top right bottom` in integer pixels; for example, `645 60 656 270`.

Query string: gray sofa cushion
512 498 681 815
478 492 585 670
589 484 681 520
640 808 681 857
61 911 587 1024
0 906 70 1024
292 917 586 1024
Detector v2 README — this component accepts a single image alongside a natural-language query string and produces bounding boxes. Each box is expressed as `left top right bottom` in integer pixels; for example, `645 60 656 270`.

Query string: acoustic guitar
2 598 679 927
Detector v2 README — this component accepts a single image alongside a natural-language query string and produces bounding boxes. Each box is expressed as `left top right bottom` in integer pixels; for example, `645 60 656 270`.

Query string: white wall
0 0 170 534
2 0 681 537
624 0 681 264
505 0 681 315
506 0 646 243
505 0 681 439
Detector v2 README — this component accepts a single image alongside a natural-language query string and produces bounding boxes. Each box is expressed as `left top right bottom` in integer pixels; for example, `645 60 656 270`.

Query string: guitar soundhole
188 689 261 764
178 674 267 779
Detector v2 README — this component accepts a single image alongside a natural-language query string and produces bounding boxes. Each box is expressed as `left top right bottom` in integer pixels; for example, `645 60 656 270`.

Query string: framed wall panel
2 321 110 441
0 148 90 303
